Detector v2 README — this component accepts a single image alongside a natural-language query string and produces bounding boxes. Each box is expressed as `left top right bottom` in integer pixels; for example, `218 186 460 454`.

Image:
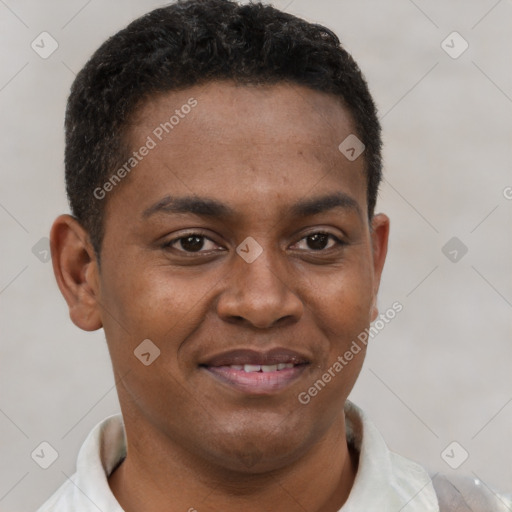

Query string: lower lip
203 365 308 394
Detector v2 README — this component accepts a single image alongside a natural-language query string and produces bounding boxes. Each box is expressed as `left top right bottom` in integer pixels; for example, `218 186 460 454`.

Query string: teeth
243 364 261 372
227 363 295 372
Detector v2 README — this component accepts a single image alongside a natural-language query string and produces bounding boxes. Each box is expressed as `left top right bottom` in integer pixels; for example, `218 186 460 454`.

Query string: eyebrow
142 192 362 220
290 192 361 218
142 195 236 219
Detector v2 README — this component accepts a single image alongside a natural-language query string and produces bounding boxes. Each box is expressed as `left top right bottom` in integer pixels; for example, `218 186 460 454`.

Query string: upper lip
200 348 310 367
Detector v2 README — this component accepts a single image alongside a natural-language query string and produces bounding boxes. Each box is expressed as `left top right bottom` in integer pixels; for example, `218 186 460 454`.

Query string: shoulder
35 478 83 512
431 473 512 512
35 414 126 512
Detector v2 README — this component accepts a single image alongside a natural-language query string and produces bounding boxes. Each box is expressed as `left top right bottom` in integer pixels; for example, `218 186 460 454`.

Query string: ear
50 214 103 331
369 213 390 322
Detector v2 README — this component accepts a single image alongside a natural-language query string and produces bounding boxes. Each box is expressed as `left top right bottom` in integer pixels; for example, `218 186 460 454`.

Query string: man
39 0 510 510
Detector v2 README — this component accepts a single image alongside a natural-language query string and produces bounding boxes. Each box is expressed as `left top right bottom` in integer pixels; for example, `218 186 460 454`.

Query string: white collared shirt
35 401 498 511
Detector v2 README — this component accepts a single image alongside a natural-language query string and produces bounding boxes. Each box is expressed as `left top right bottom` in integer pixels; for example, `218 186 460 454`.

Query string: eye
164 233 222 253
292 232 345 251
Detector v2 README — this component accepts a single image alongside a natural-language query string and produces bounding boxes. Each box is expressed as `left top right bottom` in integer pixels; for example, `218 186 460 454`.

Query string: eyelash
163 231 346 255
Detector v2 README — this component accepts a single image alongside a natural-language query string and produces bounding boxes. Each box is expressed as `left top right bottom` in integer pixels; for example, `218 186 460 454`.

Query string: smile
226 363 295 372
200 348 310 394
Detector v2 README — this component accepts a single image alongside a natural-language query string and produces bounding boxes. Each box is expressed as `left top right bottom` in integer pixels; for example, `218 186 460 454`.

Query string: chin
213 441 306 475
198 415 316 475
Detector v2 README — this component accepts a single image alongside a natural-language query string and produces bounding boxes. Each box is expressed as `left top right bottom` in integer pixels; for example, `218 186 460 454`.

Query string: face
66 82 388 472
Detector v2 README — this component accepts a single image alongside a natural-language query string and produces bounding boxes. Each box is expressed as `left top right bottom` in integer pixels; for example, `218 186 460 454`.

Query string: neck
108 412 358 512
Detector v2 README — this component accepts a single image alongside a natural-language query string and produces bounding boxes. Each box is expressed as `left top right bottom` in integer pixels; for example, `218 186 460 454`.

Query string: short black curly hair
65 0 382 256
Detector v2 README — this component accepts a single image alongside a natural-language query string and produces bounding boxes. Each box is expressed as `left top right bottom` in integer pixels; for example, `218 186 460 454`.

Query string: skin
51 81 389 512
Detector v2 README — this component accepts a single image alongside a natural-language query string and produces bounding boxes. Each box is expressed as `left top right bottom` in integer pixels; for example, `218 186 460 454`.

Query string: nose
216 246 304 329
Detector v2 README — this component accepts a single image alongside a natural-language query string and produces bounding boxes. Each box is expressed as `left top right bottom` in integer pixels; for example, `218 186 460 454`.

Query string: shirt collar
342 400 439 511
75 413 126 512
41 402 439 511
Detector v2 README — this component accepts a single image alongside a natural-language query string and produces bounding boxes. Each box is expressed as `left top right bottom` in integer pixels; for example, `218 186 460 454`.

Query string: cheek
297 261 374 397
100 262 205 329
98 261 223 376
303 263 374 337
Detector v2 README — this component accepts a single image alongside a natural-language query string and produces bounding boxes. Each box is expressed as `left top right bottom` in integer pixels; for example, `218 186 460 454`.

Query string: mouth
199 348 310 395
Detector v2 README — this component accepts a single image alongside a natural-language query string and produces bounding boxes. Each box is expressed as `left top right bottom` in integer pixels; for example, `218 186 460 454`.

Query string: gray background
1 0 511 510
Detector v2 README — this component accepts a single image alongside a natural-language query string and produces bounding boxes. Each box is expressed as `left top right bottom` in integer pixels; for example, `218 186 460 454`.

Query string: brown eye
293 232 344 252
163 232 224 254
178 235 205 252
306 233 330 250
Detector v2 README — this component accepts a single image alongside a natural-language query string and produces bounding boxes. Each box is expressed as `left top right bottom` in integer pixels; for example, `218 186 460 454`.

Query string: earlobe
369 213 390 320
50 214 103 331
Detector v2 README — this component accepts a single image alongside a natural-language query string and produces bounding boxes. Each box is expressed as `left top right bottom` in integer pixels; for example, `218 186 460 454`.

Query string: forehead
132 81 357 153
106 81 367 221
